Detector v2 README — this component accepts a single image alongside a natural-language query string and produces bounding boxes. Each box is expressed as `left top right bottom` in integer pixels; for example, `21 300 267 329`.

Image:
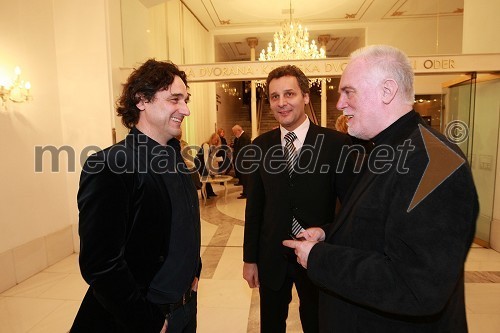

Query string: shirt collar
280 116 310 146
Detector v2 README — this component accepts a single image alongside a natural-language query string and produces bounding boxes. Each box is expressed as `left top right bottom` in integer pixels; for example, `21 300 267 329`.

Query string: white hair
350 45 415 105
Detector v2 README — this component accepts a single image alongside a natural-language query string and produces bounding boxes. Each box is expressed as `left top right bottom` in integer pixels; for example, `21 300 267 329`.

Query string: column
318 35 331 128
247 37 259 139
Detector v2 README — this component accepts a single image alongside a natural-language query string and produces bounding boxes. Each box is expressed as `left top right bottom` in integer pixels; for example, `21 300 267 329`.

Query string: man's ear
136 94 146 111
381 79 398 104
303 93 310 105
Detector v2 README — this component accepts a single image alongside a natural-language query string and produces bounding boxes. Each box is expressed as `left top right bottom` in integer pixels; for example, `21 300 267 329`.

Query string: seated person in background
217 128 232 174
196 132 223 198
176 129 201 190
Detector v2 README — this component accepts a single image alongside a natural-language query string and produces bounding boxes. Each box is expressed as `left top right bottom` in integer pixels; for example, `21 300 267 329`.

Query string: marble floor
1 181 500 332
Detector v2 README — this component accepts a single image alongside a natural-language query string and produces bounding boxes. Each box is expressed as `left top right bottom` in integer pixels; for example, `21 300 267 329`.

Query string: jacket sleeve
307 152 478 317
77 154 165 332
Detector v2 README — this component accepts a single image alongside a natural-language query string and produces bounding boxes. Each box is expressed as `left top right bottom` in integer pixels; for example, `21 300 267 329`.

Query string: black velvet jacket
71 128 201 333
308 111 478 332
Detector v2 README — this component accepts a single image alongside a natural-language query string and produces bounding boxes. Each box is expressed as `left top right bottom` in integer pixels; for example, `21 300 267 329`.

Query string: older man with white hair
284 45 478 333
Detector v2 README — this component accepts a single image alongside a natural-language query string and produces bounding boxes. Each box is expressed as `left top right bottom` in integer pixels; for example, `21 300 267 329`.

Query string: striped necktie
284 132 298 177
284 132 305 237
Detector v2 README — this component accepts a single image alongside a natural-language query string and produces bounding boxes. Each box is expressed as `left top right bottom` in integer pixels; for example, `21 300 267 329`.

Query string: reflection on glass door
442 74 476 161
443 74 500 245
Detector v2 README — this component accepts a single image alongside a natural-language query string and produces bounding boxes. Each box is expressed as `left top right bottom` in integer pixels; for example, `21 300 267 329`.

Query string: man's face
268 75 309 131
336 59 384 140
137 75 190 144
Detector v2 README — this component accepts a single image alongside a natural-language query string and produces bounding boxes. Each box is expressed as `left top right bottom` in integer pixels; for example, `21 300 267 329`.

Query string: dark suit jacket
307 111 478 332
233 131 251 170
71 128 201 333
233 131 251 153
244 123 354 290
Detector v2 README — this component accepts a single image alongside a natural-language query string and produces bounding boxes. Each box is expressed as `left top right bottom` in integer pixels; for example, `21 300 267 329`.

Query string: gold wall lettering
422 59 455 70
178 54 500 82
198 66 254 77
324 62 349 73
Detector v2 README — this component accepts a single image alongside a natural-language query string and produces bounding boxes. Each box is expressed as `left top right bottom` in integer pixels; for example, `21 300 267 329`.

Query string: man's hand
243 262 260 288
160 320 167 333
191 277 199 292
282 239 318 269
161 277 199 332
298 227 326 242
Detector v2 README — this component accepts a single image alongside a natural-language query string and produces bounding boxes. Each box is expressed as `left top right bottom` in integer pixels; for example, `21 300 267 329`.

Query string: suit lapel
291 123 319 179
263 129 289 180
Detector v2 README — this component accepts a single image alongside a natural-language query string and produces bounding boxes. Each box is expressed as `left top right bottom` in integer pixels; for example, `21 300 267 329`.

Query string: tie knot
284 132 297 144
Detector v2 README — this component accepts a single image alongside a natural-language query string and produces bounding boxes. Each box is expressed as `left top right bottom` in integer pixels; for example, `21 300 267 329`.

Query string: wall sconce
0 66 32 106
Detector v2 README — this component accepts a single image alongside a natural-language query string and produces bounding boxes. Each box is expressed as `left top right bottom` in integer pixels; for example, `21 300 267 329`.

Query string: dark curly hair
116 59 188 129
265 65 310 97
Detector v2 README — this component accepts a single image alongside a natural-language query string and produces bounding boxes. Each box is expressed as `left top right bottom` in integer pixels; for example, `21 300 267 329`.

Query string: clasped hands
282 227 325 269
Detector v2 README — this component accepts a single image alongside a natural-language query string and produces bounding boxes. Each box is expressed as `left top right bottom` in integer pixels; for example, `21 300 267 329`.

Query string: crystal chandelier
259 23 325 61
258 1 328 88
259 2 326 61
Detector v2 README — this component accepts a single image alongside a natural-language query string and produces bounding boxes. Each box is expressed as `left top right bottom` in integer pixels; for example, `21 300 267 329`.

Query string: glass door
443 74 500 245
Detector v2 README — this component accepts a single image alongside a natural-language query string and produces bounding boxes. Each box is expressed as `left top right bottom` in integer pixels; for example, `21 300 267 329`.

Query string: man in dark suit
243 65 354 333
71 59 201 333
284 45 478 332
232 124 251 198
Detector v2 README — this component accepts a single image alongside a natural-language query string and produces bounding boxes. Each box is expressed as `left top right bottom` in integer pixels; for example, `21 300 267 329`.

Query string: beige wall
365 16 463 55
53 0 115 226
121 0 168 67
0 0 115 289
0 0 64 252
463 0 500 54
181 3 216 147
